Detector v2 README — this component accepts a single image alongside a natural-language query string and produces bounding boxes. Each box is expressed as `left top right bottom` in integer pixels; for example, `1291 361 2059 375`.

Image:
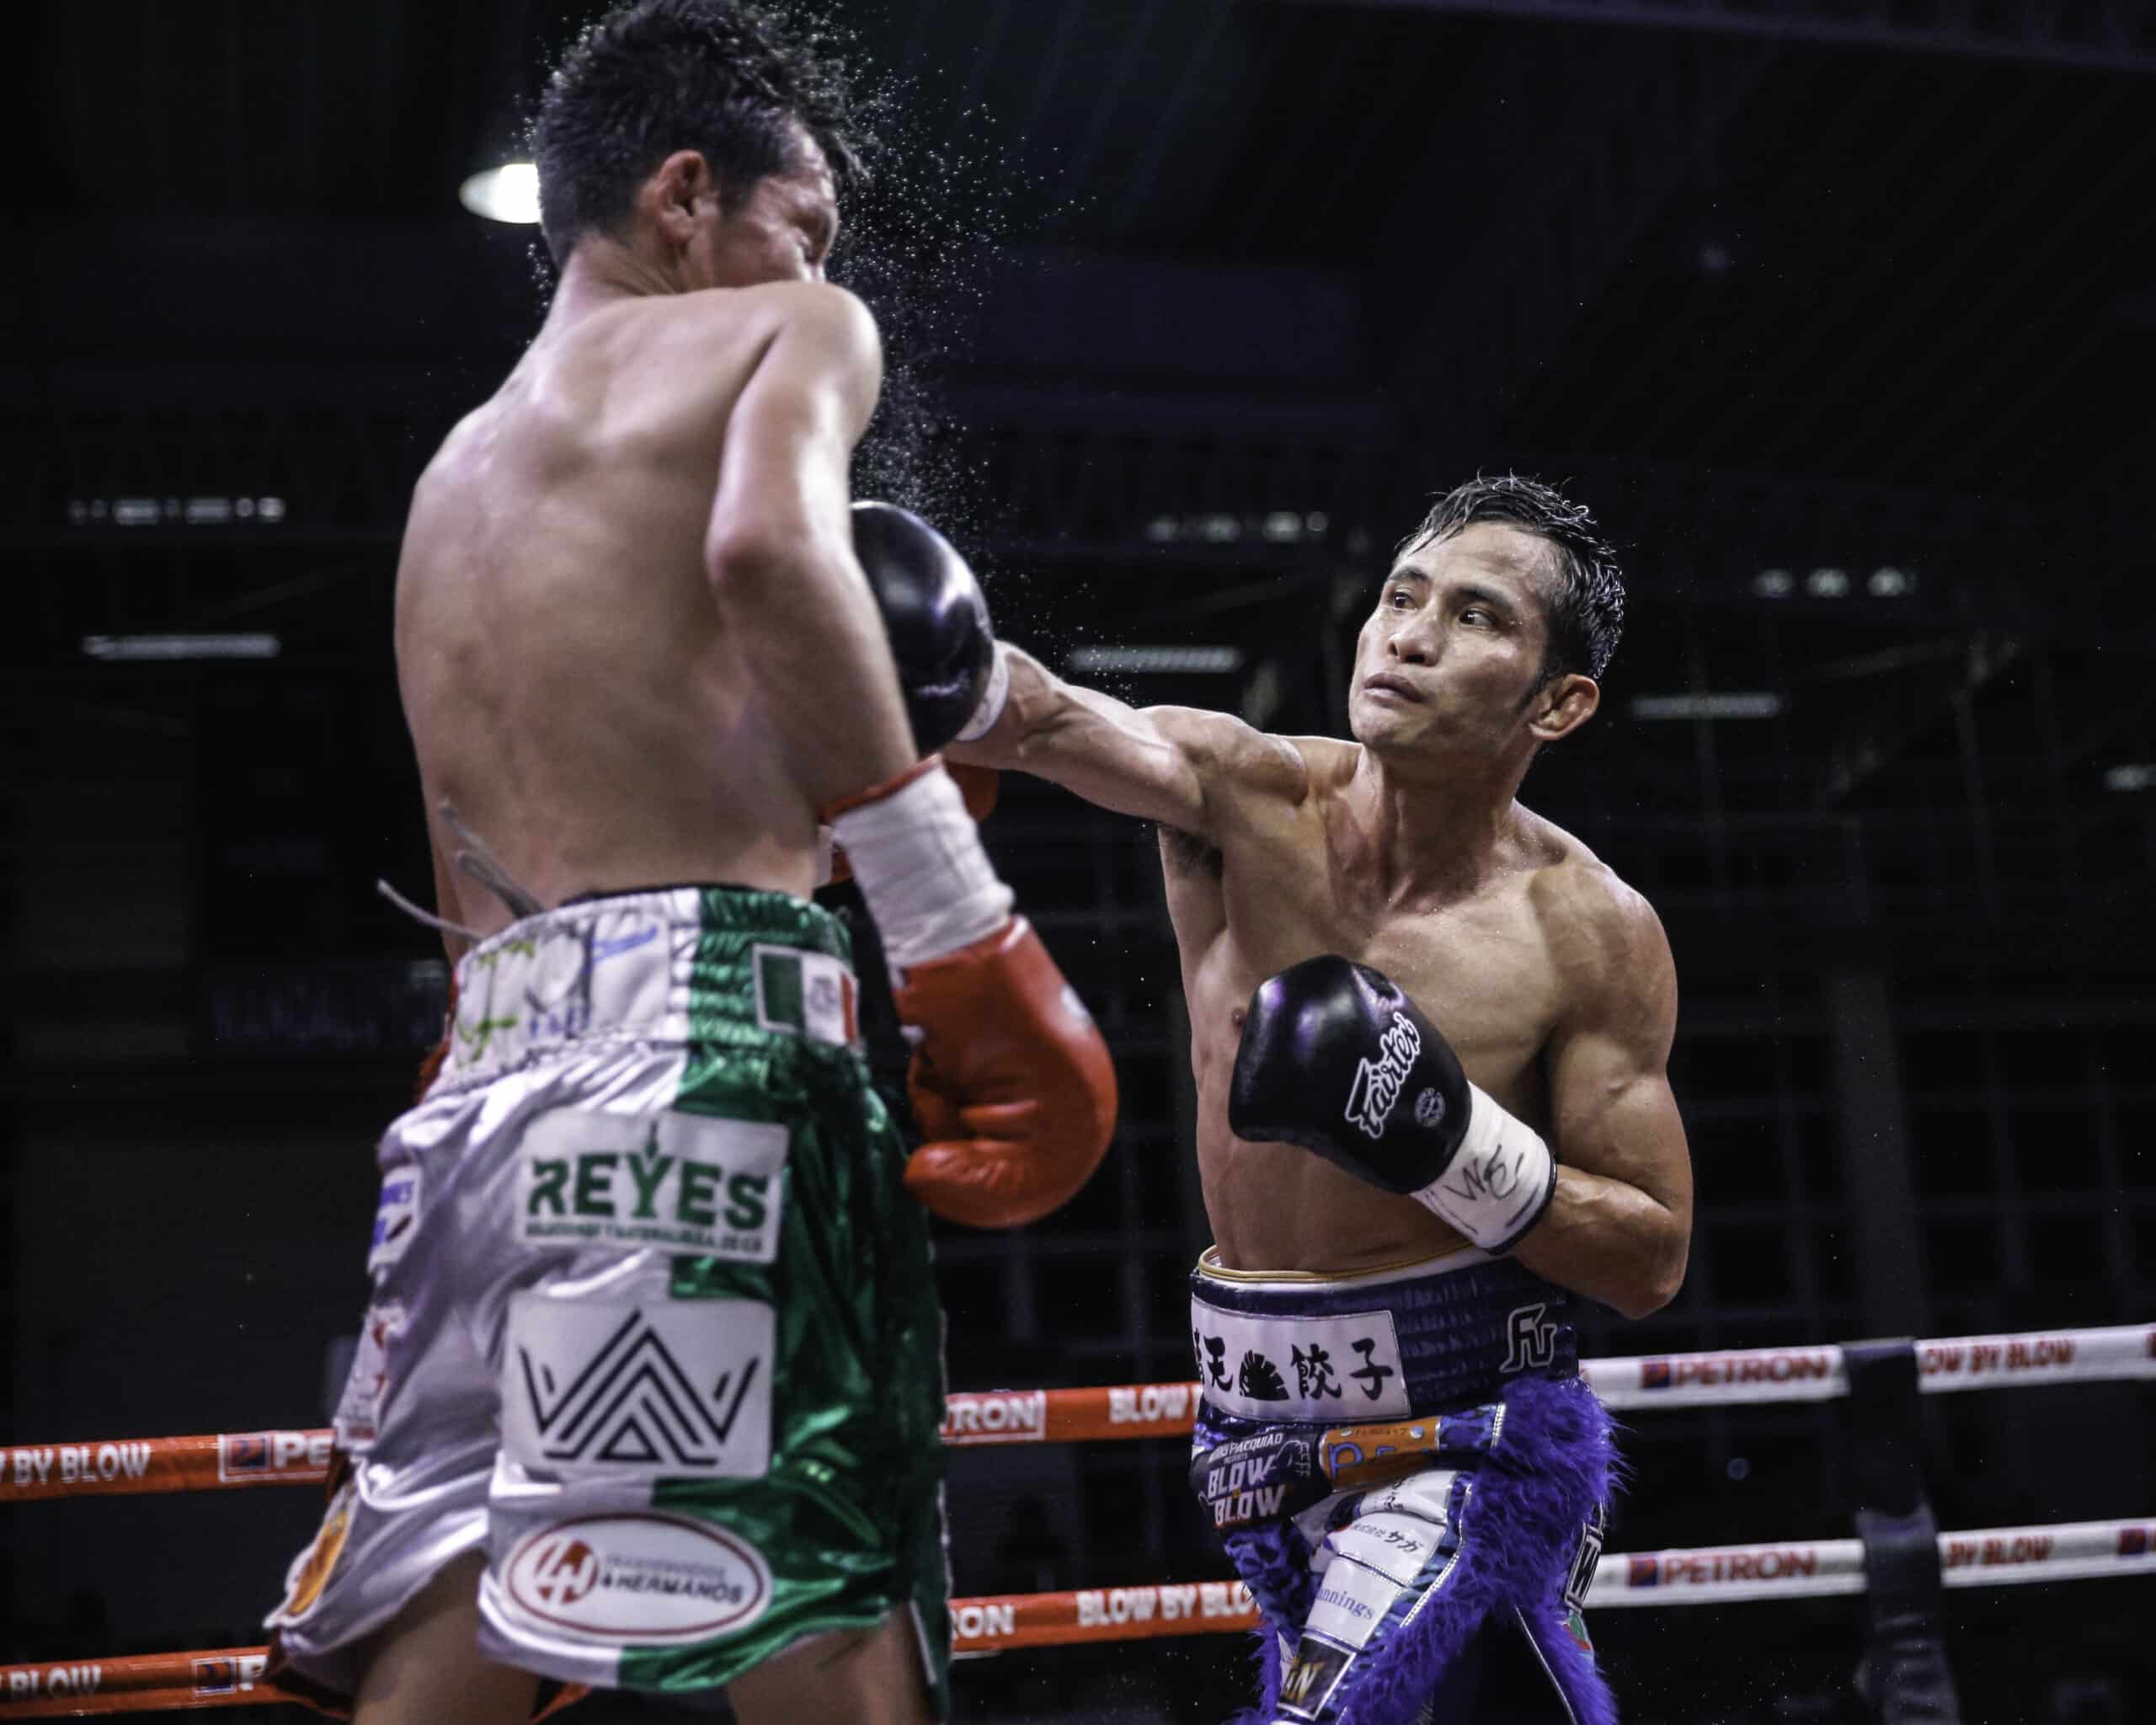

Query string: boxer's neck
547 237 685 327
1348 744 1526 904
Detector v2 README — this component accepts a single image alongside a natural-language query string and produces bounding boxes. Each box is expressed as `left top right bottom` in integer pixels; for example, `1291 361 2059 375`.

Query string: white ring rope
1587 1517 2156 1608
1581 1322 2154 1410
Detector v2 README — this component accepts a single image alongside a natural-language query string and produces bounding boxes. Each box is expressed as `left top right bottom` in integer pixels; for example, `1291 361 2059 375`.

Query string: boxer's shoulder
544 282 881 433
679 279 879 366
1148 708 1315 804
1518 815 1672 1019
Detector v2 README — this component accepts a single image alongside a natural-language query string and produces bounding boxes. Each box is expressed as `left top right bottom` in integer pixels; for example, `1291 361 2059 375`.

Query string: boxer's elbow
1612 1226 1689 1319
705 520 802 605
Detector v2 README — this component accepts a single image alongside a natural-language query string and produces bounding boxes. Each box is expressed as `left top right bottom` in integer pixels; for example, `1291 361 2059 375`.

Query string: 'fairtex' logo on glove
1344 1014 1422 1140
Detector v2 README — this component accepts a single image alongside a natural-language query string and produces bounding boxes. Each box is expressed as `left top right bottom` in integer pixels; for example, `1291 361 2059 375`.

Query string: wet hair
1396 474 1626 683
532 0 867 267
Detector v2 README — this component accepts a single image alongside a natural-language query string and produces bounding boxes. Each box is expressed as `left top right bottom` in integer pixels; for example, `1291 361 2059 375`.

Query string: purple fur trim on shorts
1230 1375 1622 1725
1233 1623 1287 1725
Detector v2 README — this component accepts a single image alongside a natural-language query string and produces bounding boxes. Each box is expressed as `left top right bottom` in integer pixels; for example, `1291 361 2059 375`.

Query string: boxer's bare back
395 143 914 943
366 142 944 1725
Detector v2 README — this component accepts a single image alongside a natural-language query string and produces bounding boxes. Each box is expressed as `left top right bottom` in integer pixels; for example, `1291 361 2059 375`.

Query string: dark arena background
7 2 2155 1722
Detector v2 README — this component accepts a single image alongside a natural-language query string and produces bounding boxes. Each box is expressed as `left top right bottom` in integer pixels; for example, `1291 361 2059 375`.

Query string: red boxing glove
946 761 1001 824
896 916 1118 1228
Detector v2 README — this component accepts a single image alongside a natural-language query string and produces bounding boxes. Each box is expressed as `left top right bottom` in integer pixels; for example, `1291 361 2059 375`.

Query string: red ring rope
6 1322 2148 1504
4 1520 2153 1716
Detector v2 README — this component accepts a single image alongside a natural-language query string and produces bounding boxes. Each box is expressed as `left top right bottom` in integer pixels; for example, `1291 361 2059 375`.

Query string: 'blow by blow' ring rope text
7 1322 2148 1503
2 1519 2150 1714
3 1320 2148 1715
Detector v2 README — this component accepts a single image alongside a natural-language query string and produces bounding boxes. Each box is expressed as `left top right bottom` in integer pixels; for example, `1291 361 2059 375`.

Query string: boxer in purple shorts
959 474 1693 1721
1187 1248 1613 1722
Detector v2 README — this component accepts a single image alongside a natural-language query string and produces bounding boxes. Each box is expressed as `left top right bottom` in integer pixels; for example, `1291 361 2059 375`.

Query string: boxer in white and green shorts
271 887 952 1709
296 5 1117 1716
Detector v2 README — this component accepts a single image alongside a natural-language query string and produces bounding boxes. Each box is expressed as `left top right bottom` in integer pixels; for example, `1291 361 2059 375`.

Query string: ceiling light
1068 645 1243 676
460 163 542 225
1630 692 1783 721
1753 569 1793 597
83 633 282 661
70 494 285 526
2102 764 2155 793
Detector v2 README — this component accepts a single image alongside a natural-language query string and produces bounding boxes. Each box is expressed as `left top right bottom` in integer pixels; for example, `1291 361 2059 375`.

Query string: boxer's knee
725 1606 933 1725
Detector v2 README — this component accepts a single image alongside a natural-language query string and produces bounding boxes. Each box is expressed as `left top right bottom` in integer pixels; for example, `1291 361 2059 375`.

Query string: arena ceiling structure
17 0 2155 976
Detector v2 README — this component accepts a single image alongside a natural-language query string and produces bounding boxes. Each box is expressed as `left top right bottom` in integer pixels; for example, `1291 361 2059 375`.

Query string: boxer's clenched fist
827 756 1117 1226
896 916 1118 1228
1230 953 1556 1252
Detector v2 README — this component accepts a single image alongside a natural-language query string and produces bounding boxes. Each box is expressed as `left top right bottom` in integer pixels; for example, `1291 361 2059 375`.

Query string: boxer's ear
1528 673 1599 743
644 149 717 248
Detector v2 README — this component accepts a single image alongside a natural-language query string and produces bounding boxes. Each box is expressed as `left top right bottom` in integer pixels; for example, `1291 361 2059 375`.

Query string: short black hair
1396 473 1625 683
532 0 867 268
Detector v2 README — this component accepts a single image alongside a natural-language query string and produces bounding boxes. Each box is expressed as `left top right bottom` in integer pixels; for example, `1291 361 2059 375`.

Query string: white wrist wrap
831 766 1013 972
953 642 1011 744
1408 1082 1558 1252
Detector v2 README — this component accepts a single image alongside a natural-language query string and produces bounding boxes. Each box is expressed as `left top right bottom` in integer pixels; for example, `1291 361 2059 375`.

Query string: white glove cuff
831 764 1013 972
953 642 1011 744
1407 1082 1558 1252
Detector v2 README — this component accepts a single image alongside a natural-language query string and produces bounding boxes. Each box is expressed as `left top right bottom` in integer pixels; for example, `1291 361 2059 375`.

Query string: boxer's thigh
725 1606 935 1725
351 1552 538 1725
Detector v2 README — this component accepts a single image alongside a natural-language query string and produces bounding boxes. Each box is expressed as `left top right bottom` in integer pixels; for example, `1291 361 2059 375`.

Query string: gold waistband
1194 1242 1489 1290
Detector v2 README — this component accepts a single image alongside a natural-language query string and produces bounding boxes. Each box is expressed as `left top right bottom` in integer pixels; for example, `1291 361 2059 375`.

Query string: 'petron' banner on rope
5 1324 2150 1503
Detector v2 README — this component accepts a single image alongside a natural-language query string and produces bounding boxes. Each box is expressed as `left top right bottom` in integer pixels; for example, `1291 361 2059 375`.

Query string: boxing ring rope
3 1519 2152 1716
8 1322 2149 1503
3 1322 2150 1716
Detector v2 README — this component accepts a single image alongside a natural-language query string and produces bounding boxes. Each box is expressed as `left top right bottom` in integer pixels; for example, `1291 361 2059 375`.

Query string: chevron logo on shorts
502 1295 774 1479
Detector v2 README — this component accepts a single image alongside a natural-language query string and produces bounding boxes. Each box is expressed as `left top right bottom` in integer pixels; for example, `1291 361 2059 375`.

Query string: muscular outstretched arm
1513 890 1692 1319
705 283 917 811
953 645 1297 836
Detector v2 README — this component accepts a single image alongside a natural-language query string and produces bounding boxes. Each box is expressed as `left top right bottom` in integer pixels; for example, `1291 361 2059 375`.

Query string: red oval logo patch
503 1512 771 1644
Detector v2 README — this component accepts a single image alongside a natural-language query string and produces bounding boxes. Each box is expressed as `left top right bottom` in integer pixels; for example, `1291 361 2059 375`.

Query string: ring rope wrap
3 1320 2149 1715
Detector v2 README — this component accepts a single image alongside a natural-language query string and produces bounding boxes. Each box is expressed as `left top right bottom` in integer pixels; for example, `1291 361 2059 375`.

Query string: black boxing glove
851 501 1010 753
1228 955 1557 1252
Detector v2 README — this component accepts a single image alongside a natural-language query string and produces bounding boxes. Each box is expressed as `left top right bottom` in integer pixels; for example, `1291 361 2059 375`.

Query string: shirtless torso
1162 745 1641 1272
392 130 922 946
398 286 826 929
961 517 1691 1308
344 130 1008 1725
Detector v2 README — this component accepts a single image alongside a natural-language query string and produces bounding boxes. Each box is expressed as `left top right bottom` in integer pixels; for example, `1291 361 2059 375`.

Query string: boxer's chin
1348 692 1408 749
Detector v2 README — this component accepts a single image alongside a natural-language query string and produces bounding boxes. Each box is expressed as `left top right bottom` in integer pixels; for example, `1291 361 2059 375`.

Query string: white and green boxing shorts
266 886 950 1714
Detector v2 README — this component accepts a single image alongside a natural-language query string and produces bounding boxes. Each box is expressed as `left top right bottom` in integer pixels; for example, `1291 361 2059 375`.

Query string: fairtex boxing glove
1228 955 1556 1252
825 758 1116 1229
819 502 1011 887
851 500 1010 752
